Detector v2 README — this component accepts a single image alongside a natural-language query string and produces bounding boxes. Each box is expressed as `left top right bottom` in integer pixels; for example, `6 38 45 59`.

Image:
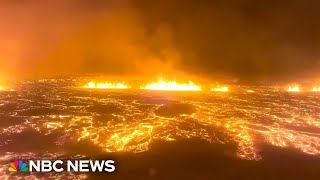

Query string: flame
312 87 320 92
141 78 201 91
83 82 130 89
0 86 14 91
287 85 300 92
211 86 229 92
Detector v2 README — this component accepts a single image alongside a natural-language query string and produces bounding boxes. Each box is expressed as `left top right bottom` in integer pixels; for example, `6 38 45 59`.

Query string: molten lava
211 86 229 92
141 78 201 91
287 85 300 92
83 82 130 89
312 87 320 92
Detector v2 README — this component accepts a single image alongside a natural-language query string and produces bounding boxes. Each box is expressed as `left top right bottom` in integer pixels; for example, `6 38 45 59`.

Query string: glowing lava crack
140 78 201 91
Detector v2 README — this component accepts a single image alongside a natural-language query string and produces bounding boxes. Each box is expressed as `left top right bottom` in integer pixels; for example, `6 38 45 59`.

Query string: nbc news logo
9 159 115 173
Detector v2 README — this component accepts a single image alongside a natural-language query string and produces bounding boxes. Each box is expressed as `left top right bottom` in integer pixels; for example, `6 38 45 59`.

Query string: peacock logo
9 160 29 172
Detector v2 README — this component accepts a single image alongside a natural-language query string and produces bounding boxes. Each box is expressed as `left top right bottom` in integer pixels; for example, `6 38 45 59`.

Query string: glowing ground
0 79 319 179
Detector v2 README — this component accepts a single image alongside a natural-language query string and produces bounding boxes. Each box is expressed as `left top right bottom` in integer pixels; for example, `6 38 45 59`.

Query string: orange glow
140 78 201 91
247 90 255 93
287 85 300 92
83 81 130 89
312 87 320 92
211 86 229 92
0 86 3 91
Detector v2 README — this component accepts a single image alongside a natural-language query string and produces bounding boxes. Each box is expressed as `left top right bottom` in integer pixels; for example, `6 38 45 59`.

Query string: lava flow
140 78 201 91
83 81 130 89
0 80 320 178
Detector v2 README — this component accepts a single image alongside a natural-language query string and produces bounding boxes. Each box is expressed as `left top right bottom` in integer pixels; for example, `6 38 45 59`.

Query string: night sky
0 0 320 82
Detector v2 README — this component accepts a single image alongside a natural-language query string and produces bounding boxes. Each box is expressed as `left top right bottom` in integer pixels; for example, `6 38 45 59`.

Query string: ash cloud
0 0 320 82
